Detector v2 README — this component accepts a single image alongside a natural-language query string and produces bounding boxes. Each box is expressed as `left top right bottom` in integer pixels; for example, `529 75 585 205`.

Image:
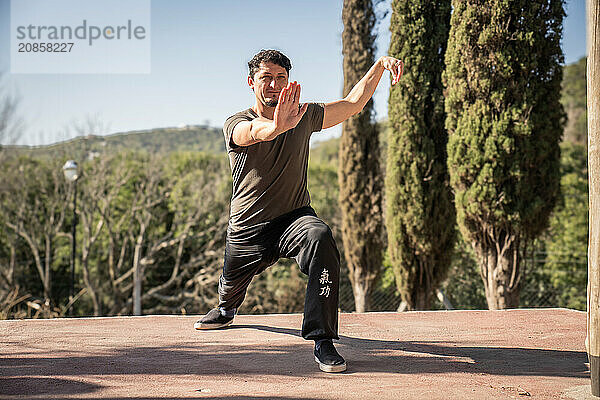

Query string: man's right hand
272 81 309 136
231 81 309 147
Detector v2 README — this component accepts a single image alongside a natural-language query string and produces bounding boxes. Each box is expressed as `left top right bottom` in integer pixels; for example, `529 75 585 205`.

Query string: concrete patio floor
0 309 594 399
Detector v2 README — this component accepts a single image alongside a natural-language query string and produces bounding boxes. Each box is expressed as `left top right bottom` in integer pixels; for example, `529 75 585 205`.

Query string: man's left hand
379 56 404 85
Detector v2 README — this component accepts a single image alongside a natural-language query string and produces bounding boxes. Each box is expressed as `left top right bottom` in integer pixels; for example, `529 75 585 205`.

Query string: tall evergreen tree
444 0 565 309
339 0 384 312
386 0 454 310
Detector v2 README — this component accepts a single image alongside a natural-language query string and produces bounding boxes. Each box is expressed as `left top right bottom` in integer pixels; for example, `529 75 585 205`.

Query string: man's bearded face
249 62 289 107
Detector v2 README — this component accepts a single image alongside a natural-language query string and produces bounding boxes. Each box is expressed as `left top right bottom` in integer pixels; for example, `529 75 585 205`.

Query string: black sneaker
194 308 234 330
314 340 347 373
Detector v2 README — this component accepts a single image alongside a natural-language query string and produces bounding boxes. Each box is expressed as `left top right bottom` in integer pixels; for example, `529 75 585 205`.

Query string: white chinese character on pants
319 268 332 297
320 268 332 285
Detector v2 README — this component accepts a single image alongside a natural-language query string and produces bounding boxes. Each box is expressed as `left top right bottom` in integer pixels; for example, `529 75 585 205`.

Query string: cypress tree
386 0 455 310
443 0 565 309
339 0 384 312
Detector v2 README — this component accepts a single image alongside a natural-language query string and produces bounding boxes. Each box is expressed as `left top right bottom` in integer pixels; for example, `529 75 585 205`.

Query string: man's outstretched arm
322 56 403 130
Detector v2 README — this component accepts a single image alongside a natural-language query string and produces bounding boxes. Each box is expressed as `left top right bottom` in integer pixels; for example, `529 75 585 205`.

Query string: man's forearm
232 118 279 147
248 117 280 142
344 57 386 113
322 56 401 130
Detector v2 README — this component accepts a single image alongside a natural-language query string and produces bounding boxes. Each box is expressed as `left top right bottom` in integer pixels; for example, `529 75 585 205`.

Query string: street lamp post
62 160 79 317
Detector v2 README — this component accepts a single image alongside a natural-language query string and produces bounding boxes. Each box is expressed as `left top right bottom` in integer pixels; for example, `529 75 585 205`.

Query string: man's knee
306 223 334 245
305 223 340 265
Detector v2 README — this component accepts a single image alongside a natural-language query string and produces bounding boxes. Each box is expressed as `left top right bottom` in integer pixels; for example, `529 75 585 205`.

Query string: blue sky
0 0 588 146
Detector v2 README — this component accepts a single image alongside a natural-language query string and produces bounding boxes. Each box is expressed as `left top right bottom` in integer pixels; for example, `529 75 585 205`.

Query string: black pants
218 206 340 340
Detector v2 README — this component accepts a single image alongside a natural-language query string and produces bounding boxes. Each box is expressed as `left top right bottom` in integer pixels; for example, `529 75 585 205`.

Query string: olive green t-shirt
223 103 325 230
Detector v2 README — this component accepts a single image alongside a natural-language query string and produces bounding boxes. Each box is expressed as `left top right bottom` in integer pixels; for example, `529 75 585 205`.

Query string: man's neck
252 101 275 120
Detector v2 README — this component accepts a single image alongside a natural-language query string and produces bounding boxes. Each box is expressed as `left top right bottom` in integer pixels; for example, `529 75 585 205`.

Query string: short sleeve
223 113 251 151
309 103 325 133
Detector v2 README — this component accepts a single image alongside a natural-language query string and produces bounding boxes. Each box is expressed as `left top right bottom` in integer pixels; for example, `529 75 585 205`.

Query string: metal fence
336 251 587 312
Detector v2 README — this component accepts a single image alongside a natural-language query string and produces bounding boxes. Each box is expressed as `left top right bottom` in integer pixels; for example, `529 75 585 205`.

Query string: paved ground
0 309 595 399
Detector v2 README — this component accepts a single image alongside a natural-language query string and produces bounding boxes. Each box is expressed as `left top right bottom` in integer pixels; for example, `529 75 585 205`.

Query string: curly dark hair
248 49 292 79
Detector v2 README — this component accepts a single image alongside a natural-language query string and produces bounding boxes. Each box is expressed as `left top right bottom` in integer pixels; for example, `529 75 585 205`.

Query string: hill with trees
2 125 225 161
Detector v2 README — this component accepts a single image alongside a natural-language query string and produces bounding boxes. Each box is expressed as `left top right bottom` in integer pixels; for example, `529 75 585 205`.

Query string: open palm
273 81 309 133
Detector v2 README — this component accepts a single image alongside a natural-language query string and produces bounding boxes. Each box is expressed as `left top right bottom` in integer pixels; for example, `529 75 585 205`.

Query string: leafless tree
75 154 133 316
1 159 69 305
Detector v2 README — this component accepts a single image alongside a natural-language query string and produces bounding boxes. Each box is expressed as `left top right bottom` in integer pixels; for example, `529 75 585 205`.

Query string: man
195 49 403 373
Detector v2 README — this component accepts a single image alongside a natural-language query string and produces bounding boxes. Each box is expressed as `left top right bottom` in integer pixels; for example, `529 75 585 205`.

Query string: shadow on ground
0 390 321 400
1 323 589 397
